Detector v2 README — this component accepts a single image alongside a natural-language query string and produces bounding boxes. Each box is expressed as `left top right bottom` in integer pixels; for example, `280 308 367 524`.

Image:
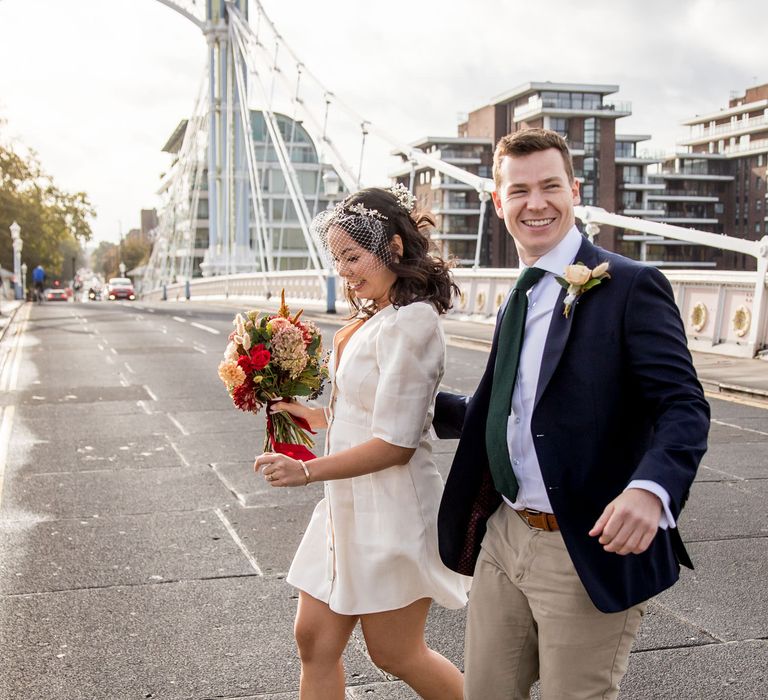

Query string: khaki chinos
464 504 645 700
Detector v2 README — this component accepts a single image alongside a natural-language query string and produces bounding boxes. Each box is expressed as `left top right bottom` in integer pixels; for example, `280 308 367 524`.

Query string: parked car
106 277 136 301
45 287 68 302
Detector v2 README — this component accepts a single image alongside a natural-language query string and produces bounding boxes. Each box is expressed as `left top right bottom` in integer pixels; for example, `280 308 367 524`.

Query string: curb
701 379 768 404
0 301 24 344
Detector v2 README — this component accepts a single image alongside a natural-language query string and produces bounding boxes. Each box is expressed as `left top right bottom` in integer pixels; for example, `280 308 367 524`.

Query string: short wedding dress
286 301 469 615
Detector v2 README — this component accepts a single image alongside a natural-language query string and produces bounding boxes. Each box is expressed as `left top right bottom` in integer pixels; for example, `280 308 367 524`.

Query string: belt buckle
522 508 552 531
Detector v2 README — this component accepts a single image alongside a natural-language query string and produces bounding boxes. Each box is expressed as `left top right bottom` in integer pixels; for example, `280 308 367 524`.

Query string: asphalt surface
0 298 766 699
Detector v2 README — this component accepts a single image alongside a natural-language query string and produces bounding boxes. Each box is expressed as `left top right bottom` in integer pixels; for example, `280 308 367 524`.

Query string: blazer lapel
534 237 602 409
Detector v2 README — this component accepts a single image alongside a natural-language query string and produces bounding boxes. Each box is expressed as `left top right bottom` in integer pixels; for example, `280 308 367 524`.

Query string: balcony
659 172 734 182
679 114 768 145
622 208 667 217
648 215 719 225
514 97 631 122
430 148 483 165
432 205 482 216
647 194 720 203
620 177 666 190
720 138 768 158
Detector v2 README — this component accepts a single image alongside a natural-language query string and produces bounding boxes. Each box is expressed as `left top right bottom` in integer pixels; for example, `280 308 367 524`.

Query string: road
0 299 766 699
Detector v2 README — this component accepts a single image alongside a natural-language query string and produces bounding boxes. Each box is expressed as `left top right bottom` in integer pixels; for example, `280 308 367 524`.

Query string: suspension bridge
141 1 767 358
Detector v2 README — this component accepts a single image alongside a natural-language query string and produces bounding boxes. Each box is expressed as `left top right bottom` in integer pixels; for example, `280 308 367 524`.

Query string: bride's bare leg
360 598 463 700
294 591 358 700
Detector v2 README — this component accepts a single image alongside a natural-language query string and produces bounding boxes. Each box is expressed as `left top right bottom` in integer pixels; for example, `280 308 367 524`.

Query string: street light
9 221 23 300
322 169 340 314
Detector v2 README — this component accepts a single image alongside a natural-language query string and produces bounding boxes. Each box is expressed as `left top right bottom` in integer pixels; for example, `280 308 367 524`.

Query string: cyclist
32 264 46 303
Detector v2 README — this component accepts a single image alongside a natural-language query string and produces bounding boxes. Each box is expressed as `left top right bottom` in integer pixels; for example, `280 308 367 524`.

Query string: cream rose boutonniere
555 261 610 318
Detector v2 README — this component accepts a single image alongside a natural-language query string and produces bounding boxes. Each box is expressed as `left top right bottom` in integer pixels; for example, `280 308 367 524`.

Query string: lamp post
9 221 23 300
322 169 340 314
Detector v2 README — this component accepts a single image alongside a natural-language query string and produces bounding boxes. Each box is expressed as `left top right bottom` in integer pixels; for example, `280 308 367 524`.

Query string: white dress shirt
502 226 675 529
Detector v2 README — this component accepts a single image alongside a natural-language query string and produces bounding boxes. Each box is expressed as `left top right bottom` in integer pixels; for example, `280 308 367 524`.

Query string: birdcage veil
311 200 393 274
310 183 418 275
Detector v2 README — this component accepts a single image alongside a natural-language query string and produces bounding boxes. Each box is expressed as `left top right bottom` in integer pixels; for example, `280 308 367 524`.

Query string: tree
0 125 96 282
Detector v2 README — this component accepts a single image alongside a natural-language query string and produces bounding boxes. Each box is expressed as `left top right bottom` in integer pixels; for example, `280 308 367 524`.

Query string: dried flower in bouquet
217 290 328 460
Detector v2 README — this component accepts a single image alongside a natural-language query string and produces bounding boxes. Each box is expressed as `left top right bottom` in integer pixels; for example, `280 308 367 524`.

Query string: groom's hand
588 489 662 555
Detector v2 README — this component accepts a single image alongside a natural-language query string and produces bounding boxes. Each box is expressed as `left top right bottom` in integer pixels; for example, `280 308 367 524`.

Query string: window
616 142 635 158
550 118 569 137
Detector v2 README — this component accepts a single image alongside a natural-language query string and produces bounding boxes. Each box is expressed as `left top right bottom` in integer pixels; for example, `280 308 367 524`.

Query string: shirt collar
525 226 583 277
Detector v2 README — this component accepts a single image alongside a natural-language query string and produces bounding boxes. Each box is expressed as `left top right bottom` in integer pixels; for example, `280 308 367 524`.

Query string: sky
0 0 765 246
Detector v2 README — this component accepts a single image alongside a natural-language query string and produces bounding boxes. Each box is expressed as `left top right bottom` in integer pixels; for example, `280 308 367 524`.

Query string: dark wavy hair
338 187 459 317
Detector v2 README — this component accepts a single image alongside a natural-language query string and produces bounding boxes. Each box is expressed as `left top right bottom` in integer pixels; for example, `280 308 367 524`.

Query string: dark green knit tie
486 266 546 501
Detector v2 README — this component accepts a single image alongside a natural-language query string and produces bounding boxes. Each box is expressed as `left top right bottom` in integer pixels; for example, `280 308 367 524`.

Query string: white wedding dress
286 301 469 615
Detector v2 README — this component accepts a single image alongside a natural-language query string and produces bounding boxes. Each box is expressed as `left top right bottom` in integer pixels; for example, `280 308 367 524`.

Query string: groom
435 128 709 699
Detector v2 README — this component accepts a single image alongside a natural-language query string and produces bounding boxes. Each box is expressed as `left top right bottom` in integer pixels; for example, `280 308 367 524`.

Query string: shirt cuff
625 480 676 530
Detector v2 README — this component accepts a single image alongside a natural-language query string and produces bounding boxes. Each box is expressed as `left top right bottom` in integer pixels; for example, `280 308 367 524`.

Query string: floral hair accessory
555 261 610 318
345 201 388 220
388 182 417 213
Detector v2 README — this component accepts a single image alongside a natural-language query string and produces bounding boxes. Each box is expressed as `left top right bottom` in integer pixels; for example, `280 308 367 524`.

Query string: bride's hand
254 452 310 487
269 398 327 429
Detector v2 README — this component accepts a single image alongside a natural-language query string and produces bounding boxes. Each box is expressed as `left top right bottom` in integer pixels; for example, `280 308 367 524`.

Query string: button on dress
286 302 470 615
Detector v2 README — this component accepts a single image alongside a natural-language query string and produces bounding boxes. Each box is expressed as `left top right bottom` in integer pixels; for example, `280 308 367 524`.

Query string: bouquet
217 290 328 460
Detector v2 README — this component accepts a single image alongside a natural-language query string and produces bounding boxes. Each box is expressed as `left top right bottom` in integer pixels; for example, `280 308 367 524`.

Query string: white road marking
142 385 158 401
190 321 220 335
137 400 152 415
0 405 16 506
215 507 263 576
124 363 136 374
172 316 186 324
711 418 768 438
1 304 31 392
167 414 190 436
168 440 190 467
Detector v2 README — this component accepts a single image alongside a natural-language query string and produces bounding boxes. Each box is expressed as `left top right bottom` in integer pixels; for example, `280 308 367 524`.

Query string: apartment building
390 136 493 266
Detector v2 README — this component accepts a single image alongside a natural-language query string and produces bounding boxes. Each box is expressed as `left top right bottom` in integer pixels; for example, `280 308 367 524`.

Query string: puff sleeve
371 302 445 448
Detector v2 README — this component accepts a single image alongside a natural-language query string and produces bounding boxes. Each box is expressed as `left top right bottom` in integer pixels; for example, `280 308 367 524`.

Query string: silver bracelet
298 459 310 486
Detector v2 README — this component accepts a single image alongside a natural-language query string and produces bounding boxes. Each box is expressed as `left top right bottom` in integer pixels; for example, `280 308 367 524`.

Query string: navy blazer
436 237 710 613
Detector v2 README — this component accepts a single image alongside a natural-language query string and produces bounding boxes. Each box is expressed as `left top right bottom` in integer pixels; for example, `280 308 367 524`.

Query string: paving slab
678 479 768 541
346 680 419 699
707 421 768 443
655 539 768 641
168 408 264 436
16 384 153 405
212 462 324 509
633 600 719 651
620 640 768 700
701 439 768 474
224 501 322 576
176 434 264 464
16 410 181 443
9 433 185 474
1 466 231 520
0 506 255 595
0 576 381 699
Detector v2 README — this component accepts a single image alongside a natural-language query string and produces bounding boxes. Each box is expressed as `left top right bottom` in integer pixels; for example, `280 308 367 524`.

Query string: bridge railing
142 266 768 359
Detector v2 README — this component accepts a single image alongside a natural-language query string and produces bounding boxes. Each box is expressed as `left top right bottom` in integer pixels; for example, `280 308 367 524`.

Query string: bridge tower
199 0 253 276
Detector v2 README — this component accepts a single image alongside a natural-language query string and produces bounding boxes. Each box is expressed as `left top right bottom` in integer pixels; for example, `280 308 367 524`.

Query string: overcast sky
0 0 764 245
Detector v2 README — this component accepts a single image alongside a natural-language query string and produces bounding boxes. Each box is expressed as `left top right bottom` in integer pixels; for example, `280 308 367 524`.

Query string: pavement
0 299 766 700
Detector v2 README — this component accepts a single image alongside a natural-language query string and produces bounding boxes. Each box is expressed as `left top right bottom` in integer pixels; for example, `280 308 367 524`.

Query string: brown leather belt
515 508 559 532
